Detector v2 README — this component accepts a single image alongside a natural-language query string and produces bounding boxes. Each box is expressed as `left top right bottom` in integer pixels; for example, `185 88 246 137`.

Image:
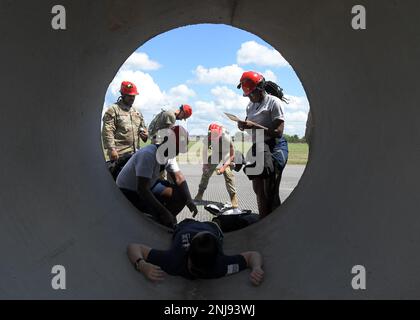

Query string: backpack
264 80 289 103
212 213 260 233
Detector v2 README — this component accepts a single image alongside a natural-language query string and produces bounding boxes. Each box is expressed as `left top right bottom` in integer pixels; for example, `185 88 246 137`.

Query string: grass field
287 143 309 165
104 139 309 165
232 141 308 165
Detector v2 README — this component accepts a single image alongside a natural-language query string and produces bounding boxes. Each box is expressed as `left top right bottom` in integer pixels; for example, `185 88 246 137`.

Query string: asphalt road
177 164 306 222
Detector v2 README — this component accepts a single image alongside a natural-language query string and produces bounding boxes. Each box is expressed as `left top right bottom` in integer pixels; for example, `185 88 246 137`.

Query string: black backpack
264 80 289 103
212 213 260 233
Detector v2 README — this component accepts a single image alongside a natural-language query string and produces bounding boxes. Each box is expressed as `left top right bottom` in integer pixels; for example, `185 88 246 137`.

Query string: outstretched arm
127 244 165 281
240 251 264 286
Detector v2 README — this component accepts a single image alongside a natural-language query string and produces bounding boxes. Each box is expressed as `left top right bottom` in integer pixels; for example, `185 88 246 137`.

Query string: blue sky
103 23 309 137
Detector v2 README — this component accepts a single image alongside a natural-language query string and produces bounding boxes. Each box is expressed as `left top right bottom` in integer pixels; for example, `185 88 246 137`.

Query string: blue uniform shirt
147 220 247 279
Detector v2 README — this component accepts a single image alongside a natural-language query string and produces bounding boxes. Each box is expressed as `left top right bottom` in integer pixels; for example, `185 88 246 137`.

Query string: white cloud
281 95 310 137
103 69 196 126
191 64 244 85
237 41 290 68
285 124 299 136
283 95 310 112
210 86 249 112
166 84 196 106
285 111 308 122
261 70 277 83
186 87 249 135
106 69 164 113
123 52 161 71
191 64 279 88
168 84 196 97
191 101 218 118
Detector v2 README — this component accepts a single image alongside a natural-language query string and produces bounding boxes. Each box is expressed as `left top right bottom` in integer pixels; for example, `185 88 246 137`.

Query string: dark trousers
120 180 187 221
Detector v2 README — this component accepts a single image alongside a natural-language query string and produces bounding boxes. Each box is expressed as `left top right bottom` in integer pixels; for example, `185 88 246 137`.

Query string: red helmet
180 104 193 118
208 123 223 141
237 71 265 96
120 81 139 95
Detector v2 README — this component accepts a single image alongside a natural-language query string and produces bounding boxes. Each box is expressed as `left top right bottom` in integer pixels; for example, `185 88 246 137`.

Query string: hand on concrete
249 267 264 286
139 261 165 282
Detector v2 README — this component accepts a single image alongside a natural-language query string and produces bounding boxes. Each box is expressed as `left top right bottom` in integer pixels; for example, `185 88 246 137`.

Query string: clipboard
224 112 268 131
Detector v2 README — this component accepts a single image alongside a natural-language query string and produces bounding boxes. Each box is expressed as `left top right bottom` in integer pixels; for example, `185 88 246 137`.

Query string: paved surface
177 164 306 222
2 1 419 300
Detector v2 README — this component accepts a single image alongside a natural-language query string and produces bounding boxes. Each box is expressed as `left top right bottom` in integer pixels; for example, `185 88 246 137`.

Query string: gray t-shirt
116 144 180 191
246 94 285 141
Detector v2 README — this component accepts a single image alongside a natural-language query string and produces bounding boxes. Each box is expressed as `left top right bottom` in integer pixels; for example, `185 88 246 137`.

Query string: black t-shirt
147 220 247 279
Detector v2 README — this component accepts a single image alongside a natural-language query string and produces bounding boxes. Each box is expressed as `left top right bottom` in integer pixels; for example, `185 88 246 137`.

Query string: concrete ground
177 164 306 222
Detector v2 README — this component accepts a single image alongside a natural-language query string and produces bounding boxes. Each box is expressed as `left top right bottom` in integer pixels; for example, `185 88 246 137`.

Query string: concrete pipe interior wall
1 0 419 299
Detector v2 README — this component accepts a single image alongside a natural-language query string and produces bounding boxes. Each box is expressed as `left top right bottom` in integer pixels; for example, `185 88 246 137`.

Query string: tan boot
230 194 239 208
194 190 204 201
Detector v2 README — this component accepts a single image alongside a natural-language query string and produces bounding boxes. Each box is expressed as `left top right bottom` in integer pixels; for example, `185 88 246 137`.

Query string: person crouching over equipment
116 125 198 228
194 123 239 209
237 71 289 218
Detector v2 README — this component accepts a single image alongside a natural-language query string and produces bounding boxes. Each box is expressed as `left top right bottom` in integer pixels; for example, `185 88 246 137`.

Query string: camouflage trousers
198 164 237 198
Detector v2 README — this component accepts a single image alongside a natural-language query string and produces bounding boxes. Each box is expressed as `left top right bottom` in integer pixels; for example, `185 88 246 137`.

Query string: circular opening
100 23 310 231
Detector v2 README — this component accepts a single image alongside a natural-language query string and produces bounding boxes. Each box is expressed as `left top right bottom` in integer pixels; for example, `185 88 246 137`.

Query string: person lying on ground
127 219 264 285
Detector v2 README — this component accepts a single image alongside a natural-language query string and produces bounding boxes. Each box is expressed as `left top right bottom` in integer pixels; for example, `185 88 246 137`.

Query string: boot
230 194 239 208
194 190 204 201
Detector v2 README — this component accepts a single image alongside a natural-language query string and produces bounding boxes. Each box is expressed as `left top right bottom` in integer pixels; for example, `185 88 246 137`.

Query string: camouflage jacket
102 102 147 156
148 109 177 138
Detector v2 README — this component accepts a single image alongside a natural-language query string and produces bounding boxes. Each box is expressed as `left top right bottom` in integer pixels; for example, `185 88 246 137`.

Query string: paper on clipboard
224 112 242 122
224 112 268 130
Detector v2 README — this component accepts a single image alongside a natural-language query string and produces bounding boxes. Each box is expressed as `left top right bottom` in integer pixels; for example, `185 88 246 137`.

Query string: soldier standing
194 123 239 209
102 81 149 162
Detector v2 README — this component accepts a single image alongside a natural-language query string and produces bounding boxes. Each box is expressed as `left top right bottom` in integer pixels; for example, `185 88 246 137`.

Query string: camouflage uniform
148 109 178 180
148 109 177 143
102 101 147 157
197 132 238 207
